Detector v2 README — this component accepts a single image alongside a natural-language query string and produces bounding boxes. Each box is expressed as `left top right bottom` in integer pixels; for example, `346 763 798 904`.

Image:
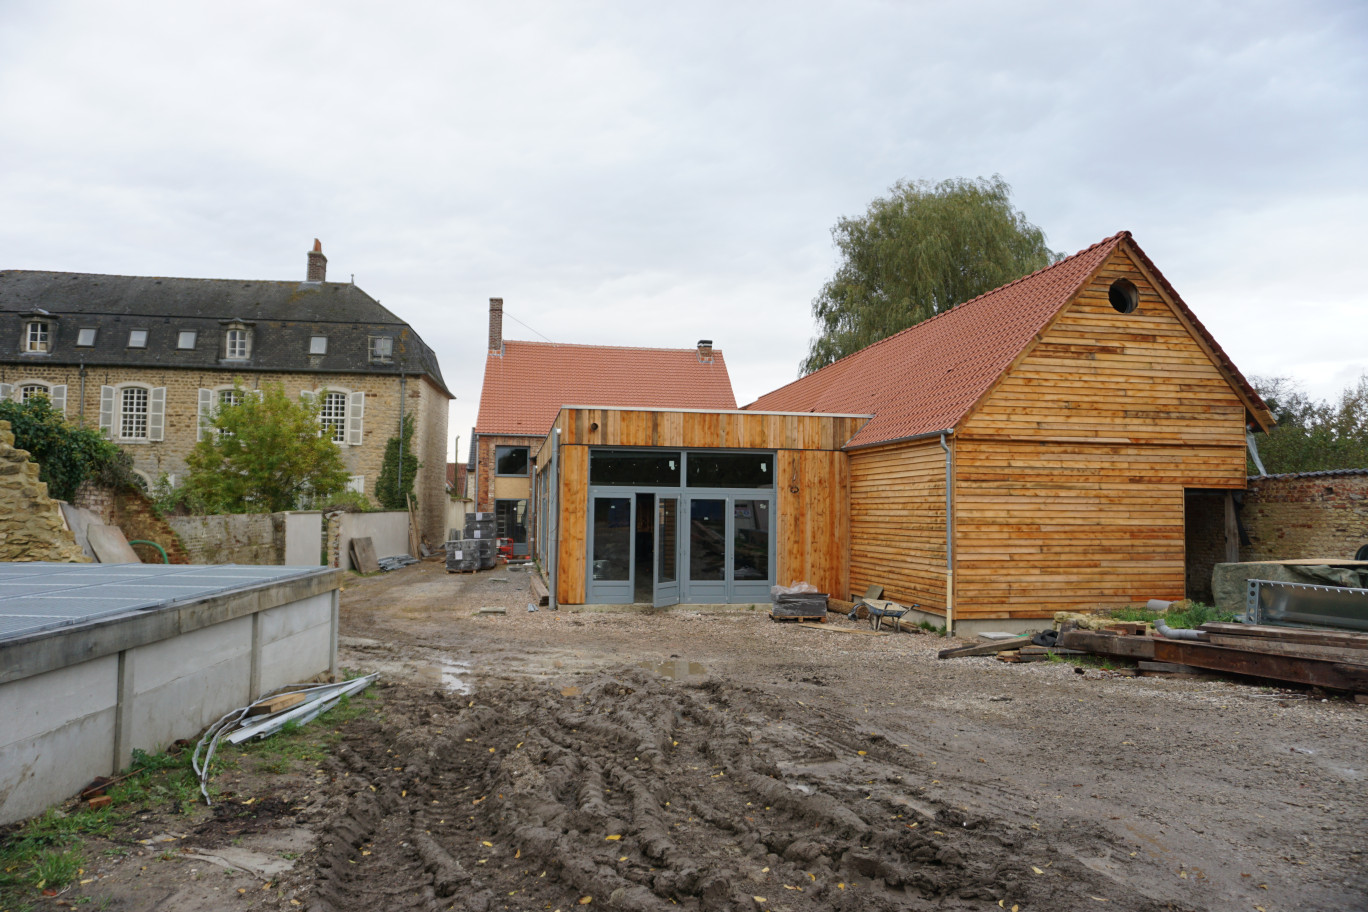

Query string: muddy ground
47 560 1368 911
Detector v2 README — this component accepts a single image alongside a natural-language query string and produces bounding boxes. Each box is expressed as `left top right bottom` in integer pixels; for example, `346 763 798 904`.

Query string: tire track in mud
300 670 1194 912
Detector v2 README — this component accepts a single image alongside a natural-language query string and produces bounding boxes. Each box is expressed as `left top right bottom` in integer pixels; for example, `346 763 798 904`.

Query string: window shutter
49 384 66 417
250 388 264 401
99 386 115 435
148 387 166 442
300 390 316 407
197 388 213 441
0 383 12 402
347 391 365 446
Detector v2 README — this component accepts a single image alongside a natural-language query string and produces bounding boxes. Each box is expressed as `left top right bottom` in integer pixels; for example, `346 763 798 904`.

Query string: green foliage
803 175 1058 374
182 383 349 513
1250 374 1368 474
374 413 420 510
0 395 137 500
1104 602 1236 629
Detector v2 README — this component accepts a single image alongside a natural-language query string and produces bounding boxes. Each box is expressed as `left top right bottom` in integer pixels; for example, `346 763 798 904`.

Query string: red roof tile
750 231 1167 448
475 341 737 437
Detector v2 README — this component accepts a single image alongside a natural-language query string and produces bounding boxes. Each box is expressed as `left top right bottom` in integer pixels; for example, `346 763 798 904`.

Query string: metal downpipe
940 432 954 637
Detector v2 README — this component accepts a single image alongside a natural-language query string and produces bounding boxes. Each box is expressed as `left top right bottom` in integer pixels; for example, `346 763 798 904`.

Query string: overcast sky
3 1 1365 460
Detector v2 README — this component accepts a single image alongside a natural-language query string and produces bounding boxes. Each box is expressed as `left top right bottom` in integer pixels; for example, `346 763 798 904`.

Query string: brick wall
72 483 193 564
1184 493 1226 602
1241 472 1368 562
476 433 543 511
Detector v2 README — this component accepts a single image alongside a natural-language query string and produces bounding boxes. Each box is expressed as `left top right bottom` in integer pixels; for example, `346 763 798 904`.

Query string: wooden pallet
770 613 826 623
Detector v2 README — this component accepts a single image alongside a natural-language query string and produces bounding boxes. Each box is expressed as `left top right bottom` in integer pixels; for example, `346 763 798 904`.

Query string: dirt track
299 561 1366 912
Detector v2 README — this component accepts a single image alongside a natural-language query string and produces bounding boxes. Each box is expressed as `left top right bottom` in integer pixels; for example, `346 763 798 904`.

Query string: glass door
587 496 634 603
653 496 680 608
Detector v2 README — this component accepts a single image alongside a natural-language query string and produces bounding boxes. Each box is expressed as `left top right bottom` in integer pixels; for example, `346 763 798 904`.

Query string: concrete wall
335 511 409 570
1241 472 1368 562
445 498 469 541
284 512 323 566
0 573 339 824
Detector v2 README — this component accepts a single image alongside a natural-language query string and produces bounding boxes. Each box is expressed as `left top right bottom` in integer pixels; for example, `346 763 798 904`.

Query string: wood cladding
849 438 948 612
950 246 1251 618
549 409 865 605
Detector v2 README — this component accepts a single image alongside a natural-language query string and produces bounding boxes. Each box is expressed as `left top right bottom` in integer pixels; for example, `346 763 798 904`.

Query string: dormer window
225 328 251 360
368 335 393 363
76 327 97 347
24 320 50 353
310 335 328 355
127 329 148 348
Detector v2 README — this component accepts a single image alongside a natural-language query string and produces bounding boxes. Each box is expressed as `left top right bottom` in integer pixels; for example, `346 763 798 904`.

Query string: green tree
374 413 421 510
0 394 136 500
802 175 1059 374
182 383 350 513
1250 374 1368 474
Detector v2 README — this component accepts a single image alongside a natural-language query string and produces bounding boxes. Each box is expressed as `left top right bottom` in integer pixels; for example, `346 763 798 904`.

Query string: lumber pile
1058 622 1368 696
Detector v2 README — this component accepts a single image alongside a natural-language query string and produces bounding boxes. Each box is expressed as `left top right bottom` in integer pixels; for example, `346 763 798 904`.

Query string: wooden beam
1199 622 1368 650
1224 492 1240 564
1057 630 1157 659
937 635 1033 659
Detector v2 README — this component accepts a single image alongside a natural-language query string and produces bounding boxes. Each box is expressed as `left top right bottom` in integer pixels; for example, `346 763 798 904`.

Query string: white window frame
368 335 393 363
177 330 198 350
225 328 251 360
303 387 364 446
76 327 97 347
127 329 148 349
347 475 365 494
310 335 328 355
3 380 67 416
101 383 165 443
23 320 51 353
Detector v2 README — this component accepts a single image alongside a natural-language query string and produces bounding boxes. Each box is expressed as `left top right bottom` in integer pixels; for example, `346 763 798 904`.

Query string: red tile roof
475 341 737 436
747 231 1269 448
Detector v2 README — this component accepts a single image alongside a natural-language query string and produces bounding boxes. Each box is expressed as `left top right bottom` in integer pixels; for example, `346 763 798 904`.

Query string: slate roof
475 340 737 437
0 270 450 396
747 231 1269 449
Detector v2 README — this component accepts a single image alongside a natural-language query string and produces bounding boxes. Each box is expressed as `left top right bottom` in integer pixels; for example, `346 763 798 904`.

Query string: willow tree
802 176 1058 374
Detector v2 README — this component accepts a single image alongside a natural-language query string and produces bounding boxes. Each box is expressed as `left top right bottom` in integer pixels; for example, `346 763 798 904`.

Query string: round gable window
1109 278 1139 314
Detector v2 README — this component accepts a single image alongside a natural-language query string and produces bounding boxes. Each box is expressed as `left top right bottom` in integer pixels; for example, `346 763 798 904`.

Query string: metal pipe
396 372 406 501
549 428 560 611
1246 431 1267 476
940 431 955 636
1156 619 1205 640
79 362 86 425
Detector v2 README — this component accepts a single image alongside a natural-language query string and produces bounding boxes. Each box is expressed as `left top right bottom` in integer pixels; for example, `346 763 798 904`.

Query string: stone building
471 297 736 555
0 242 453 545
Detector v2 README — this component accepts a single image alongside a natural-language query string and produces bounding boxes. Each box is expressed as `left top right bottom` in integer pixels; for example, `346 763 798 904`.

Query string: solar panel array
0 563 329 643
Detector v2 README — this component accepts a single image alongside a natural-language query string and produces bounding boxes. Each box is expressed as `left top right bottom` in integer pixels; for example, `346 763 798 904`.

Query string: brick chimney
489 298 504 355
697 339 714 363
306 239 327 282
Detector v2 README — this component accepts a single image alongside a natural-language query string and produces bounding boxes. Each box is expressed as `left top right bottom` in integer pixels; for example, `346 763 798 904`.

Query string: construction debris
191 675 378 804
377 554 418 572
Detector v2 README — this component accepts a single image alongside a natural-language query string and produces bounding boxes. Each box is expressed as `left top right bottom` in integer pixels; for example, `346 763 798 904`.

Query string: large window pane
689 499 725 580
592 498 631 581
590 450 681 486
657 498 677 584
733 500 770 581
687 453 773 488
496 446 530 476
495 499 528 544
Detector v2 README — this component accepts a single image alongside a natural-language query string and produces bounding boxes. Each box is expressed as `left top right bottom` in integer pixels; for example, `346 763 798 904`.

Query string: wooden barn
750 230 1273 631
531 232 1272 632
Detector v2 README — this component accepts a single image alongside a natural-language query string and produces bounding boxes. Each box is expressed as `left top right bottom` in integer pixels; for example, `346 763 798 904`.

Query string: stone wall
0 364 451 544
0 420 88 562
167 513 285 565
1241 470 1368 561
72 483 192 564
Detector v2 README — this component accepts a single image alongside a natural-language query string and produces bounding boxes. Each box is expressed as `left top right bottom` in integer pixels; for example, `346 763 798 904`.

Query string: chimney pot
697 339 714 362
306 239 327 282
489 298 504 354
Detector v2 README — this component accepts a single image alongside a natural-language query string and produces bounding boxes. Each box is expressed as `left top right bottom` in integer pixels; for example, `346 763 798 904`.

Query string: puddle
638 659 708 681
422 659 473 694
